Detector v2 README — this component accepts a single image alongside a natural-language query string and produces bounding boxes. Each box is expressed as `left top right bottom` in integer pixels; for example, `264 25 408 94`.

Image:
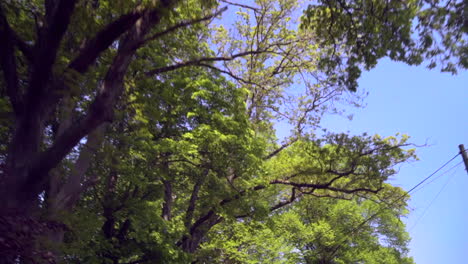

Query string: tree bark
178 211 222 253
162 179 173 221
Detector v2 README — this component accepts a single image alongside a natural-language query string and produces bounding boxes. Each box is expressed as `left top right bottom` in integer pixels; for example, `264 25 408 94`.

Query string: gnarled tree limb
136 6 228 48
146 50 270 75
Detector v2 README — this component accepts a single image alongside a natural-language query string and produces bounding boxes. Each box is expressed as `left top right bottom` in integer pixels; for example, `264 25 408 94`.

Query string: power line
406 153 461 194
409 162 463 231
410 160 463 195
325 151 462 260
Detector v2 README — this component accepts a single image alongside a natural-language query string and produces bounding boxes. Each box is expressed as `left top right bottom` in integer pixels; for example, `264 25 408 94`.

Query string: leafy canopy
0 0 465 263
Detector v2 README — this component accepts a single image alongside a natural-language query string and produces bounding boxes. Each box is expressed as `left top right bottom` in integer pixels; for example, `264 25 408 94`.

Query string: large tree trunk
0 0 181 261
1 0 79 211
1 8 166 263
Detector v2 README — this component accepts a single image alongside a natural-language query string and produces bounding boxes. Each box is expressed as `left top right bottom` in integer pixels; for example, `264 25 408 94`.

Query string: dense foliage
0 0 465 263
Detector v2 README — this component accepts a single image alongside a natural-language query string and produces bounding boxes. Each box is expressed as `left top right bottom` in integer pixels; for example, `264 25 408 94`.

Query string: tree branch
162 179 172 221
270 179 382 194
185 176 205 229
219 0 260 12
197 62 258 85
178 212 223 253
23 8 165 196
26 0 78 106
146 50 269 75
270 187 301 211
52 124 106 211
68 10 146 73
264 138 298 160
136 7 228 48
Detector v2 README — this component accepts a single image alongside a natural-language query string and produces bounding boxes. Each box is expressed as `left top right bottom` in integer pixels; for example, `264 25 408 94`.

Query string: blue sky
320 58 468 264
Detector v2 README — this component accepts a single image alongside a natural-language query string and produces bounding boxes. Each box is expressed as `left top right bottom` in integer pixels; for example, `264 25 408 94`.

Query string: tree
301 0 467 91
0 0 465 263
196 185 415 264
276 187 415 264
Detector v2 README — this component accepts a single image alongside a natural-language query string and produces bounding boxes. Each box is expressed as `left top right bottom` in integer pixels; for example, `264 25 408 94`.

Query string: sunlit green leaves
1 0 443 262
301 0 467 91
